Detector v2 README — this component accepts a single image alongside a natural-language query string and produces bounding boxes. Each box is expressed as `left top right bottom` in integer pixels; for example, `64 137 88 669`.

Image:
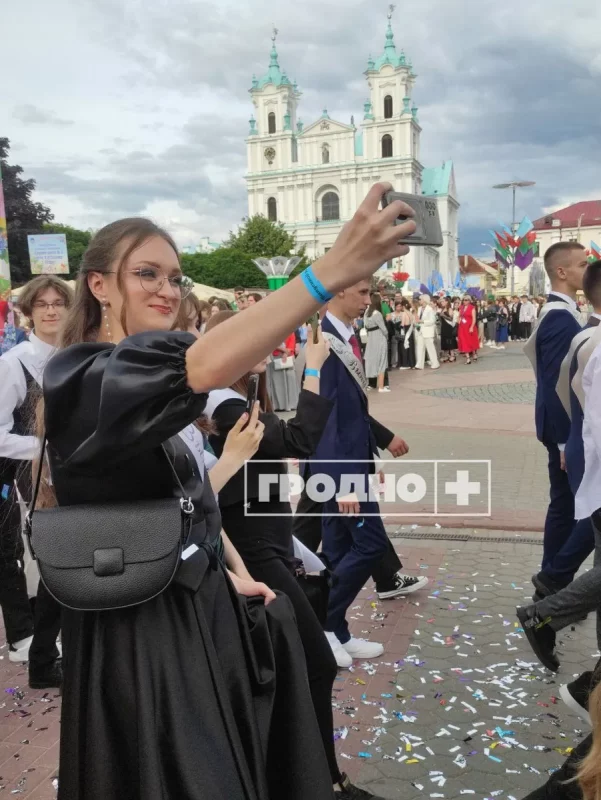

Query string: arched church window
384 95 393 119
322 143 330 164
267 196 277 222
322 191 340 221
268 112 276 134
382 134 393 158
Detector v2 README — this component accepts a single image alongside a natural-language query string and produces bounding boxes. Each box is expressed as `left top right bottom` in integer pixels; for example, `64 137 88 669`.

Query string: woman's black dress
42 332 334 800
209 389 339 781
440 312 457 351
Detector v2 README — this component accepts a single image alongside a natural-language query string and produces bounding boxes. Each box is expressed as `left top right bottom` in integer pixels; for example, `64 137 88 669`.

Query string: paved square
0 341 579 798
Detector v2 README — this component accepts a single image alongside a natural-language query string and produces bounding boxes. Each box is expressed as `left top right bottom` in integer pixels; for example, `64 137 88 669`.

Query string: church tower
246 28 301 221
362 5 422 193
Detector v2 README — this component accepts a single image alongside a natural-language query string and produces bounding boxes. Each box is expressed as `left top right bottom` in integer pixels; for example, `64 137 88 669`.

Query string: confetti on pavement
332 539 596 798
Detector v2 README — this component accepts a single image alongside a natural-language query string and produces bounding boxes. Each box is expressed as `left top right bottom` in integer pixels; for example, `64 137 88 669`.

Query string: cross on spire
271 24 279 44
387 4 395 20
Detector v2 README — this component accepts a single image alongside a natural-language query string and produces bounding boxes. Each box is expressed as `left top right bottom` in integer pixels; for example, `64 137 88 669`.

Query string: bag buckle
180 497 195 515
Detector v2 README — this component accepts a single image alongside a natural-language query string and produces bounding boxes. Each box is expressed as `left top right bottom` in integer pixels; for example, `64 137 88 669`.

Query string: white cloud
2 0 600 254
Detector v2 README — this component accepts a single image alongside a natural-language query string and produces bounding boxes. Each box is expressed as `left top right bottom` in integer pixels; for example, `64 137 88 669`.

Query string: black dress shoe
335 773 387 799
29 658 63 690
516 606 559 672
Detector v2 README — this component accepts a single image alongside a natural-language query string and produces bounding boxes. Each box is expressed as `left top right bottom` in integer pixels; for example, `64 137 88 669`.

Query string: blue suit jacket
308 315 385 496
564 318 600 493
535 294 582 446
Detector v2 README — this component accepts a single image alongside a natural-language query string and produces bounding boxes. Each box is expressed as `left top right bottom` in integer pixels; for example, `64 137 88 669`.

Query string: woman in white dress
364 292 389 392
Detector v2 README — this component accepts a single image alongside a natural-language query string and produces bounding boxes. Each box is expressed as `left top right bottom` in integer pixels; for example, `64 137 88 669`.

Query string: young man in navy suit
518 260 601 679
307 279 417 668
524 242 587 597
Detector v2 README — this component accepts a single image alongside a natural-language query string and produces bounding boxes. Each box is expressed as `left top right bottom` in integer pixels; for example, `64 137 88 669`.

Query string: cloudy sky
3 0 601 257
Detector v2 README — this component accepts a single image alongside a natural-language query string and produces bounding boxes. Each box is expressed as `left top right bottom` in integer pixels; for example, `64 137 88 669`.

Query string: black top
43 332 223 585
209 388 333 509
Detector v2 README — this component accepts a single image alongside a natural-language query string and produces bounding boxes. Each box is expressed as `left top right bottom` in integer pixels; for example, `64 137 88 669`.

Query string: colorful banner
490 217 537 272
0 163 10 295
27 233 69 275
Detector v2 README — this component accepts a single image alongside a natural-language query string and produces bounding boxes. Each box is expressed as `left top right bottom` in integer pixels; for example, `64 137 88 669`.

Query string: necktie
349 334 362 361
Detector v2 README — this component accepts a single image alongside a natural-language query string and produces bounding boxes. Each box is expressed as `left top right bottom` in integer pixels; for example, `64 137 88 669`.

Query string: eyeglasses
32 300 66 310
115 267 193 299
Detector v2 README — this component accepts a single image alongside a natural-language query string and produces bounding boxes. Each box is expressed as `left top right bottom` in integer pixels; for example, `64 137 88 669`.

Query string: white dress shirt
0 334 55 461
326 310 353 343
550 291 578 311
575 336 601 519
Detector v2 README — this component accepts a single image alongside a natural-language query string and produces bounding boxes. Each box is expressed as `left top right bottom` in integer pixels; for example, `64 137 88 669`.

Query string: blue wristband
305 368 320 378
300 265 333 304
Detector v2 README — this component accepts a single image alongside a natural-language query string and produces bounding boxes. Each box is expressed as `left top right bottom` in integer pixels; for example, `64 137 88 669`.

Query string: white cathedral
245 18 459 286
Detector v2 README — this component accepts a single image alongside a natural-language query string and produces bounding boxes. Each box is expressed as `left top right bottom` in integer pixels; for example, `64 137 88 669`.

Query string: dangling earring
101 301 112 343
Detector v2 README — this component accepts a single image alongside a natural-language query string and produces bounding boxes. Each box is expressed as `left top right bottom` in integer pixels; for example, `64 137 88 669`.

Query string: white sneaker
399 366 410 370
8 635 33 663
325 632 353 669
342 637 384 659
378 387 391 393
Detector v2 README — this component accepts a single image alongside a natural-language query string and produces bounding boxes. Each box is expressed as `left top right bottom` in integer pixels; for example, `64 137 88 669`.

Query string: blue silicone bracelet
305 368 320 378
300 265 333 304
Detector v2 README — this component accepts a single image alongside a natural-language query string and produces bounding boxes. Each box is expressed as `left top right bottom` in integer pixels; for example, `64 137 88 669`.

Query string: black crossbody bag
25 438 195 612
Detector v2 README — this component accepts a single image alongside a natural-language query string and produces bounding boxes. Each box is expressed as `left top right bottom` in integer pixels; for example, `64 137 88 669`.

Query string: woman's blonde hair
578 683 601 799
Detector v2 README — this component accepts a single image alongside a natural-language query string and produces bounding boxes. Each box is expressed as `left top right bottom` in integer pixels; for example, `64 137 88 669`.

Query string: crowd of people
0 184 435 800
4 202 601 799
504 241 601 800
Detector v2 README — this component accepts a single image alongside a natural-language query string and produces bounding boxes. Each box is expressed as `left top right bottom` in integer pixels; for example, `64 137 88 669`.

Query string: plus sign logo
445 470 481 506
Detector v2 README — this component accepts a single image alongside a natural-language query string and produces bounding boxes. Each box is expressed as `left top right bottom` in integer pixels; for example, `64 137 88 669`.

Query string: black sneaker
560 671 593 725
516 606 559 672
335 773 387 799
377 573 429 600
29 658 63 690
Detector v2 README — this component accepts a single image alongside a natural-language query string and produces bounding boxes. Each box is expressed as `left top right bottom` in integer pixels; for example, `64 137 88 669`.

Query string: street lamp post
492 180 536 295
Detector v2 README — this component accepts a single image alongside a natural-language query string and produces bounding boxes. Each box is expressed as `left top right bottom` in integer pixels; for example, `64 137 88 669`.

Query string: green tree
1 137 54 285
225 214 308 269
181 248 268 290
43 223 93 279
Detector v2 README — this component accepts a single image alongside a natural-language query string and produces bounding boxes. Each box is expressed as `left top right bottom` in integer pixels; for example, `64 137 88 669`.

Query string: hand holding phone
381 191 443 247
244 374 260 425
307 313 320 344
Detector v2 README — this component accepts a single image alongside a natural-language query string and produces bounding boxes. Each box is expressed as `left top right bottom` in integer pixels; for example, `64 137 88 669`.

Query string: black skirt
59 550 333 800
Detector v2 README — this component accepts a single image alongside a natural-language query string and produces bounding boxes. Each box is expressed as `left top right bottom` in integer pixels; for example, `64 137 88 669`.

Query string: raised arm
186 183 416 392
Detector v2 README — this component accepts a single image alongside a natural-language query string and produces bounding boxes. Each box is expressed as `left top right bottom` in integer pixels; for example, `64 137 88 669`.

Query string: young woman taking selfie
35 183 416 800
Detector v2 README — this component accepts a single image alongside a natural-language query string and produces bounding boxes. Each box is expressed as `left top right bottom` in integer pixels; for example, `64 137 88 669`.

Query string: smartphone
244 374 260 426
307 313 319 344
381 190 443 247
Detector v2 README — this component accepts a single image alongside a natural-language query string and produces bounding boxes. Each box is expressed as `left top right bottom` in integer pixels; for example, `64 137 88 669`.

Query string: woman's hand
221 402 265 467
229 571 276 605
311 183 417 293
305 323 330 371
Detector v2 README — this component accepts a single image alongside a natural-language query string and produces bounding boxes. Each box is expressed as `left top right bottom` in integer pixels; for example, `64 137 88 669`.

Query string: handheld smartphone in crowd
244 374 260 427
307 313 319 344
382 191 443 247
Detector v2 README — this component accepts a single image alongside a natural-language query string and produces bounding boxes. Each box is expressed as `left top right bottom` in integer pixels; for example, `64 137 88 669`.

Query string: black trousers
291 488 402 588
29 581 61 669
0 496 34 645
0 494 61 667
242 557 340 784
